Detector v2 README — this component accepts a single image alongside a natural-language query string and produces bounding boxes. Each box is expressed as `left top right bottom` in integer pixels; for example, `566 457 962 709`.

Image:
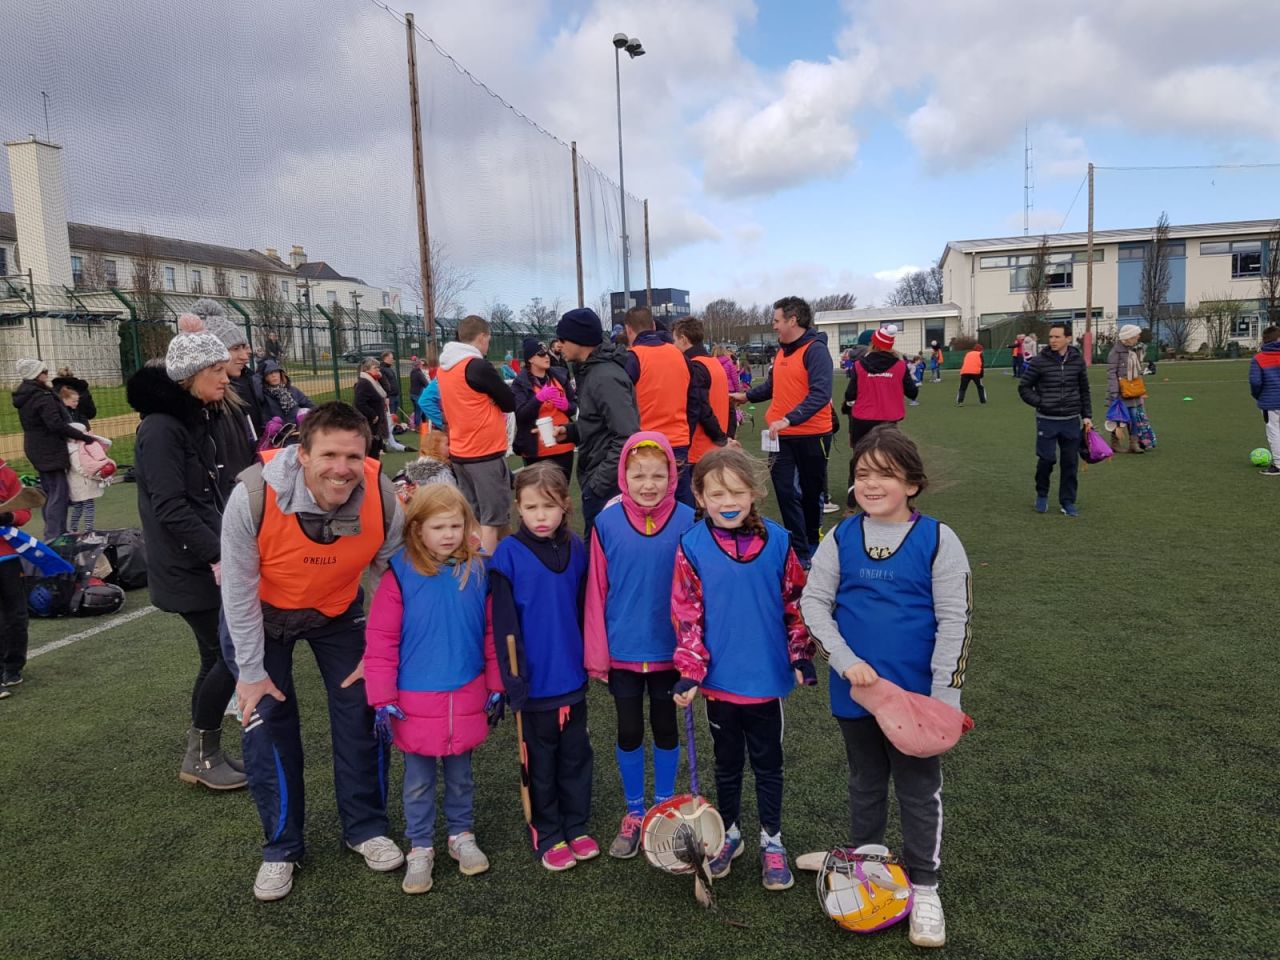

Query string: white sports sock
760 829 782 847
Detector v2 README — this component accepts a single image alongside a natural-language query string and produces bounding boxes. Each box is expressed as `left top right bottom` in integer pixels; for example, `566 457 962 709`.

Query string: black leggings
179 608 236 731
609 668 679 752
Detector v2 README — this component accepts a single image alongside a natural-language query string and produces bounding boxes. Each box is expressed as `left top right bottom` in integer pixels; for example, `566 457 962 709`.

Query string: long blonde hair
402 484 482 585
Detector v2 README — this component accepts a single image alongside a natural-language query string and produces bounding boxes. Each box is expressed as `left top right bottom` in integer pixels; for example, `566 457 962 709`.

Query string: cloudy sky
2 0 1278 312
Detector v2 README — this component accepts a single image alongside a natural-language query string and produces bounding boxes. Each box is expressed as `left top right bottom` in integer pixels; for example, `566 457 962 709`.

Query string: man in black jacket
378 351 406 452
12 358 102 538
1018 323 1093 517
553 308 640 535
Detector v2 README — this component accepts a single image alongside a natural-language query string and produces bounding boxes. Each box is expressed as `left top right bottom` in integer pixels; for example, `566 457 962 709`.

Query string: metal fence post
316 304 342 400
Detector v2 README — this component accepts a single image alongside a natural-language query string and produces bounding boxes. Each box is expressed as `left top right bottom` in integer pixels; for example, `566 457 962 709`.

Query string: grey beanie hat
16 357 49 381
190 298 247 349
166 314 230 382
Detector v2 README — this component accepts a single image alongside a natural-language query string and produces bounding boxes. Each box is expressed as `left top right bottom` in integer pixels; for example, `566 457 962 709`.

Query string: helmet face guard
641 794 726 875
817 844 913 933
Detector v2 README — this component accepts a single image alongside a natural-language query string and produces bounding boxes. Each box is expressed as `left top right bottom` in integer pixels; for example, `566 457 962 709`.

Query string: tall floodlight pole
613 33 645 317
406 12 435 343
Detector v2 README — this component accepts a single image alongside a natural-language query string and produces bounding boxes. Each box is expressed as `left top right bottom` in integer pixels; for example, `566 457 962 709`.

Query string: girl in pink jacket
364 484 503 895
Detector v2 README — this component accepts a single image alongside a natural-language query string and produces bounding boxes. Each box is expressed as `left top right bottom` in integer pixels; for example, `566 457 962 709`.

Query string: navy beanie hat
556 308 603 347
521 337 543 361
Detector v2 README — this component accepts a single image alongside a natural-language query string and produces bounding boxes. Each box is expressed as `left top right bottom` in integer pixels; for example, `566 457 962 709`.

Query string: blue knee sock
652 745 681 805
615 744 646 815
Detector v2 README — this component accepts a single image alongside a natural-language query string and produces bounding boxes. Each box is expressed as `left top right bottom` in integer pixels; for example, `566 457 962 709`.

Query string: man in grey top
220 402 405 902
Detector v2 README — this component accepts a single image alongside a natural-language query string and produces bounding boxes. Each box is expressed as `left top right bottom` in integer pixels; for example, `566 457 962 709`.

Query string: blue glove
504 675 528 713
374 704 406 745
672 677 700 698
485 691 505 727
792 659 817 686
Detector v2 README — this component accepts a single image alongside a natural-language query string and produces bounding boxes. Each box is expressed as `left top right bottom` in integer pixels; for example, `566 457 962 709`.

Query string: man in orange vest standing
437 314 517 554
956 342 987 405
672 317 737 468
623 307 703 504
221 402 406 901
731 296 833 567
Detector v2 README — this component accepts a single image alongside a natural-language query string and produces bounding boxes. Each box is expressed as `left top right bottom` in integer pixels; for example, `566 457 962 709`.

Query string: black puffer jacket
126 366 224 613
564 342 640 497
12 379 94 471
1018 345 1093 420
51 374 97 428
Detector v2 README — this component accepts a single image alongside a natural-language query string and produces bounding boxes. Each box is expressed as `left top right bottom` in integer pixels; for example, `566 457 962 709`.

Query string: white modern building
294 250 401 315
940 218 1278 346
813 303 963 363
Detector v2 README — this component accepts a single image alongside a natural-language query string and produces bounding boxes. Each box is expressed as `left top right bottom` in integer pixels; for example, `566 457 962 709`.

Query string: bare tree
598 290 613 325
400 240 476 321
127 232 172 360
703 298 744 345
76 247 110 290
884 264 944 306
1019 235 1052 333
811 293 859 313
1262 220 1280 325
1141 212 1173 351
1162 306 1193 355
1197 294 1242 355
253 272 292 353
518 296 561 335
488 301 515 329
212 266 230 297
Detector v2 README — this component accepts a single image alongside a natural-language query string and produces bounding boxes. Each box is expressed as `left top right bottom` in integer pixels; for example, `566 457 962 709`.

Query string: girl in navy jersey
799 425 972 949
670 447 816 892
489 462 596 872
584 432 696 859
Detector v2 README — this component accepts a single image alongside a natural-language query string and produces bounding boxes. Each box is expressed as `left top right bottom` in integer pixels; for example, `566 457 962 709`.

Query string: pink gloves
535 385 569 412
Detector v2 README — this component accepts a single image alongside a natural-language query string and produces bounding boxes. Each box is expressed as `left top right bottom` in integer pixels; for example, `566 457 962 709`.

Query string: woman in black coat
510 337 578 481
353 356 388 457
126 320 246 791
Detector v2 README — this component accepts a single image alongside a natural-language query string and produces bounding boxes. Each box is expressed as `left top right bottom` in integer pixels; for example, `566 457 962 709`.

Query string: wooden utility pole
1084 162 1094 366
572 142 584 308
644 199 652 309
406 13 435 342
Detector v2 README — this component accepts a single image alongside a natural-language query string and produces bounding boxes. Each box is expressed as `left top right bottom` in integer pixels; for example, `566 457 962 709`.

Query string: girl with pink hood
584 432 696 860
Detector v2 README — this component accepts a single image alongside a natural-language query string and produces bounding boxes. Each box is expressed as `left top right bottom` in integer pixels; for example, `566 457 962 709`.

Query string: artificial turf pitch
1 360 1274 959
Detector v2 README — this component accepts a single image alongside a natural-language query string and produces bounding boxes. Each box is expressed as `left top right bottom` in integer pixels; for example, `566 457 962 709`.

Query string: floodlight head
626 38 644 57
613 33 630 49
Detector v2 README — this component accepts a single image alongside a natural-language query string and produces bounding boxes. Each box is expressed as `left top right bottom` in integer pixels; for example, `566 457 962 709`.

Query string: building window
280 279 289 297
382 291 390 308
1199 241 1230 255
1165 242 1186 257
327 290 337 305
71 255 84 287
1119 246 1145 260
1231 242 1262 278
103 259 117 286
980 255 1007 269
239 275 249 296
1011 260 1072 291
164 266 176 291
191 268 203 293
0 247 6 275
1070 250 1104 263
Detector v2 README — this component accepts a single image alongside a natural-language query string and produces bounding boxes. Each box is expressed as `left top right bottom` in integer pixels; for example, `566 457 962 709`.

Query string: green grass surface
1 361 1275 959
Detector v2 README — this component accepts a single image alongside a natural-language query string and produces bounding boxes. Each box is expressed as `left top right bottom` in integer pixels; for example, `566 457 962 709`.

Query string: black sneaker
1 672 22 687
1262 465 1280 477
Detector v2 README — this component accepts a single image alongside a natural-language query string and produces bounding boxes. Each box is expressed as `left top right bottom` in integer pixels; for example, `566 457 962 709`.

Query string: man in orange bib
731 296 833 567
221 403 406 902
623 307 701 505
672 316 736 466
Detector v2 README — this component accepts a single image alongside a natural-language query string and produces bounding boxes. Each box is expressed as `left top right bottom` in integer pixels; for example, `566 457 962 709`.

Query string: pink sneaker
568 835 600 861
541 842 577 872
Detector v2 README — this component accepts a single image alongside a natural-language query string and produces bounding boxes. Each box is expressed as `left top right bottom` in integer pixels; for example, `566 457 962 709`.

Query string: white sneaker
253 861 296 901
909 885 946 948
448 832 490 876
402 846 434 894
347 835 405 872
822 501 840 514
388 441 407 452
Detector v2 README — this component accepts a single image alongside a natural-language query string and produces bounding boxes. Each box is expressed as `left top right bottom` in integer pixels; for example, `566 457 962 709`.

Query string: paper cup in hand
536 417 557 447
848 678 973 758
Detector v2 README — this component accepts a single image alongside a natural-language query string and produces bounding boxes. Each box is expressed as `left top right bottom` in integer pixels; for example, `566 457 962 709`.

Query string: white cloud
873 264 920 283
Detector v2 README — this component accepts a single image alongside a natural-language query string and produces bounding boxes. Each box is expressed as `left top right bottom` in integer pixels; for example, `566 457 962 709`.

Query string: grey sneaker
402 846 434 894
608 812 643 859
347 835 405 872
253 861 296 902
909 885 946 947
447 832 490 876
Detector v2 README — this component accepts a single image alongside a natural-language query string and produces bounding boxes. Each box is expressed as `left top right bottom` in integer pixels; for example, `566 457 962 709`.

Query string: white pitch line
27 604 157 659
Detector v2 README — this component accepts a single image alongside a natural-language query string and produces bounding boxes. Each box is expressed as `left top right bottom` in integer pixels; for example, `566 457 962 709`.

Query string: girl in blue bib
800 425 973 949
670 448 816 892
489 462 595 872
584 432 695 860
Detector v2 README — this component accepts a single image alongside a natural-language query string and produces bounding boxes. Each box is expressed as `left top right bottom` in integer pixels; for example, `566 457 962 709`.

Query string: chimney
290 244 306 269
264 247 279 261
4 137 72 288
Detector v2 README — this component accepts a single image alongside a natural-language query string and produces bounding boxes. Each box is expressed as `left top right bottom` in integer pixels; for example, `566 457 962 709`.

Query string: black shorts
608 667 679 700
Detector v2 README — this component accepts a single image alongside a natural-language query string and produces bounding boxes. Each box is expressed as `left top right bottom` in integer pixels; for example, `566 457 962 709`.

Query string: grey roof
295 260 367 285
0 210 289 274
941 217 1280 266
815 302 961 324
